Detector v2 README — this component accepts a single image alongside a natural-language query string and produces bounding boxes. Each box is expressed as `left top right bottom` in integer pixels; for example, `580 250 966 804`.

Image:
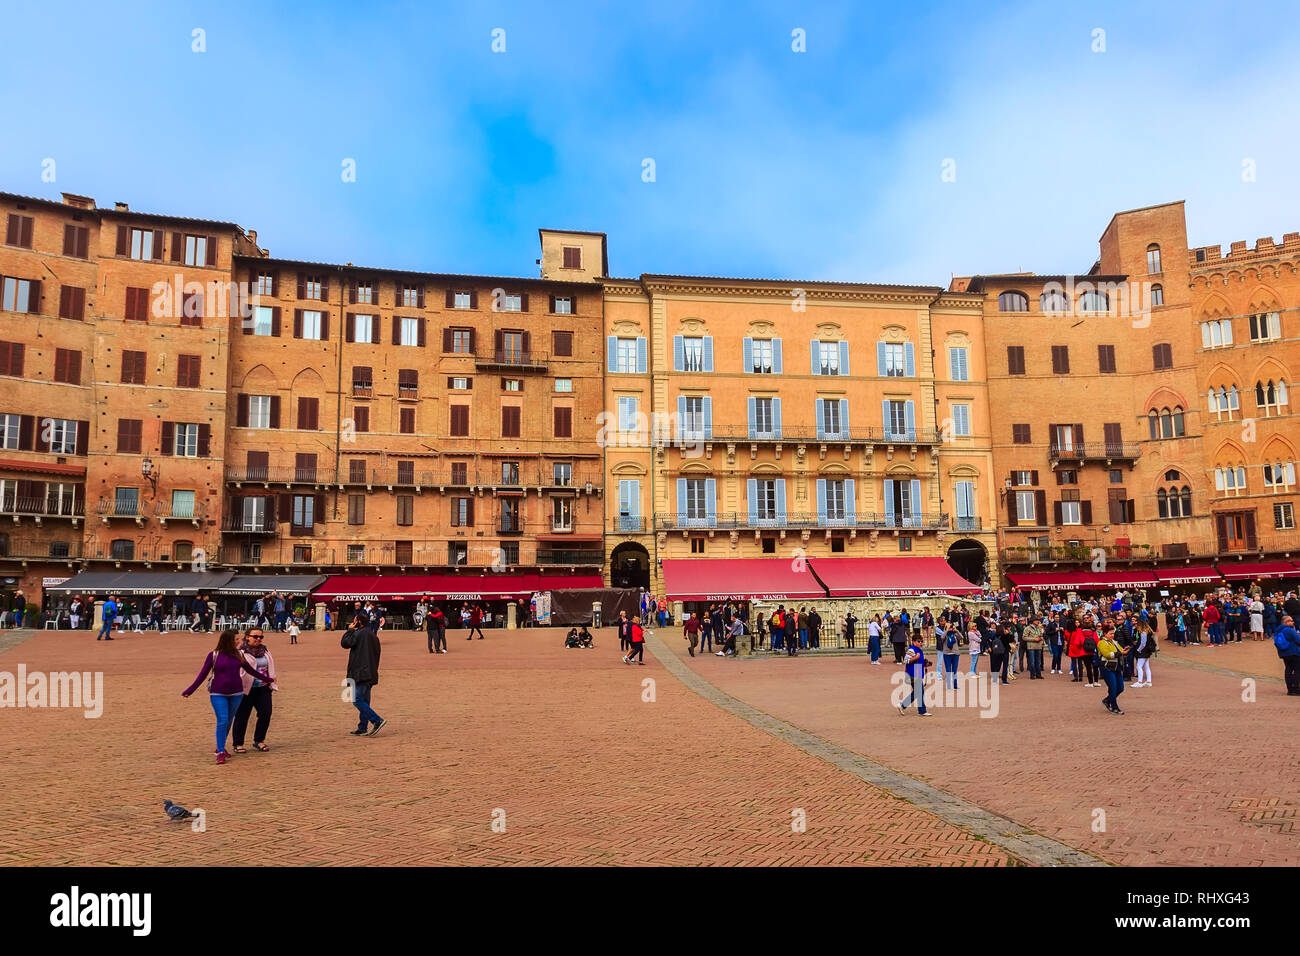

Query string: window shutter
237 395 250 427
1244 511 1257 550
417 317 427 347
269 396 281 429
1053 501 1063 525
161 421 174 455
673 335 684 371
816 478 827 520
345 313 354 342
1007 488 1018 524
445 289 455 308
1080 500 1092 525
776 480 788 521
271 307 281 337
811 340 820 375
840 399 850 434
4 215 16 245
349 283 358 305
904 342 915 377
494 329 503 354
839 341 850 375
772 338 783 374
392 316 400 345
1035 490 1047 524
470 291 478 309
278 494 292 522
320 278 329 301
747 396 756 436
676 478 687 517
845 479 856 521
320 311 330 340
815 398 825 438
296 273 306 299
32 418 49 453
519 293 528 312
293 309 303 338
115 225 129 256
884 480 895 523
205 236 218 266
703 336 713 372
59 285 71 318
28 280 40 314
742 337 753 372
636 337 647 373
904 401 916 437
747 479 758 525
62 225 74 256
705 477 717 523
68 350 82 383
1073 423 1084 445
877 342 887 376
171 232 184 263
197 425 211 457
75 421 89 456
151 230 164 260
773 397 782 437
548 295 556 313
1030 470 1039 485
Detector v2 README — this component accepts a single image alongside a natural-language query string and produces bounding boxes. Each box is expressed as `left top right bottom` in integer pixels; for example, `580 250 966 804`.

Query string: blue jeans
969 652 979 674
943 654 960 687
353 681 382 732
869 635 881 661
1028 648 1043 678
1100 666 1124 710
799 628 808 649
1050 645 1063 671
97 618 113 639
701 630 713 652
901 672 927 714
209 692 244 752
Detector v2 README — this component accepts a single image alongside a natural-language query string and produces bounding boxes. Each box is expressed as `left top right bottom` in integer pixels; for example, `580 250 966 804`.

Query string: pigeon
164 799 196 820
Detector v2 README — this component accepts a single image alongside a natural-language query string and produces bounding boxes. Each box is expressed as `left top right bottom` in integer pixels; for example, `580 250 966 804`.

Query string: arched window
1172 406 1185 436
1146 243 1162 274
1157 488 1169 518
1079 290 1109 313
998 291 1029 312
173 540 194 562
1151 283 1164 306
1165 469 1181 481
1159 407 1173 438
1180 486 1192 516
1039 290 1069 313
1148 410 1160 439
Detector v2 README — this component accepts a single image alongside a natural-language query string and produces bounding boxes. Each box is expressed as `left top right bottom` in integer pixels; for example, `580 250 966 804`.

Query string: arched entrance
610 542 650 590
946 538 988 586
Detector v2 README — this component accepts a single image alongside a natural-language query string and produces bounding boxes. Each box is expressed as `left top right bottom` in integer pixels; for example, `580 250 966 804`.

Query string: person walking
868 614 883 665
898 636 931 717
1274 614 1300 696
1132 623 1156 687
1097 625 1127 714
97 594 118 641
988 624 1009 685
623 615 646 664
231 629 278 753
1203 599 1222 646
426 604 447 654
466 604 485 640
342 615 386 737
1077 618 1101 687
682 612 701 657
181 628 279 764
719 615 742 657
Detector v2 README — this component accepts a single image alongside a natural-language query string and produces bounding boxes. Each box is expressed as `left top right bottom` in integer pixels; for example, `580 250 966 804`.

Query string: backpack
945 632 957 650
1082 634 1098 654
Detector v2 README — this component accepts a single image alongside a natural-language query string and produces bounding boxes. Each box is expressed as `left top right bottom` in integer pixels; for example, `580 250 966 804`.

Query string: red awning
811 557 982 597
661 558 827 602
1155 565 1221 586
1005 569 1159 591
1215 560 1300 581
534 572 604 590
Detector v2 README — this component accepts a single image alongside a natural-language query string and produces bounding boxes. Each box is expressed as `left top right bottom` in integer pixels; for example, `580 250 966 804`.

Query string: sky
3 0 1299 285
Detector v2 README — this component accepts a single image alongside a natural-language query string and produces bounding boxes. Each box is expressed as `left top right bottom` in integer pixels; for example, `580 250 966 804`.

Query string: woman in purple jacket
182 629 280 764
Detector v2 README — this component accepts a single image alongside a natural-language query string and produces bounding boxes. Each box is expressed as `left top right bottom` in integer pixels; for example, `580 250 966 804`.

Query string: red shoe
216 751 228 765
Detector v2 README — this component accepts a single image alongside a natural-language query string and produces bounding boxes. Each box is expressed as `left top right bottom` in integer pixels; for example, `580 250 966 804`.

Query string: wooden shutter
5 215 18 245
494 330 503 355
548 295 556 313
278 494 292 522
417 317 426 347
1030 470 1039 485
443 328 452 351
205 236 217 267
521 330 531 354
1080 500 1092 525
160 421 174 455
468 328 477 352
1034 490 1046 525
416 285 425 308
1053 501 1063 525
1244 511 1257 550
469 290 478 309
1073 423 1084 446
75 226 88 258
269 396 281 429
28 280 40 314
66 350 82 384
197 425 211 457
115 225 129 256
445 289 455 308
392 316 400 345
320 278 329 301
519 293 529 312
62 225 76 256
1006 489 1017 524
151 229 164 260
237 394 250 427
171 231 184 263
296 273 306 299
345 313 354 342
1215 513 1228 552
270 307 281 337
74 422 88 456
320 311 329 340
293 309 303 338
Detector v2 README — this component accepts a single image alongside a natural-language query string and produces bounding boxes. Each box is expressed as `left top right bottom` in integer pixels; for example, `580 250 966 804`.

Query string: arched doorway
946 538 988 586
610 542 650 590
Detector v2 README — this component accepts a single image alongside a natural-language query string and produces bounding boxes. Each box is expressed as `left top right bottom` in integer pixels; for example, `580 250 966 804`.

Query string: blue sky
3 0 1299 284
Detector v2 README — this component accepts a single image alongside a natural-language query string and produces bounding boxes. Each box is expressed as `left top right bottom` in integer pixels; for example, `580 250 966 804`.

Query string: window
1058 469 1078 485
816 341 842 376
752 397 777 437
819 398 842 437
617 396 638 432
553 330 572 355
562 246 582 269
502 379 522 392
291 495 315 530
116 419 142 454
450 405 469 436
399 317 420 346
1147 406 1184 439
883 400 911 440
884 478 919 527
171 489 196 519
453 291 473 310
252 306 275 336
127 227 156 260
554 406 572 438
5 214 34 248
396 495 414 526
898 537 913 552
1208 384 1240 420
450 497 473 527
245 395 271 429
347 494 365 525
1157 485 1193 519
1097 344 1116 373
502 406 521 438
822 479 847 521
752 479 779 522
553 497 573 531
948 347 969 381
448 328 474 353
114 487 140 517
1264 462 1297 489
450 377 470 390
111 539 135 560
62 224 89 258
1255 379 1289 414
691 538 706 554
352 366 373 394
399 407 415 434
1214 466 1247 494
172 423 198 457
176 354 200 389
553 463 572 486
124 287 150 322
1012 423 1031 444
351 314 375 344
750 339 775 374
1059 494 1081 525
761 537 776 554
1152 343 1173 370
47 419 78 454
681 478 711 526
554 378 572 392
1151 285 1164 307
301 275 323 300
0 341 22 378
1079 290 1109 313
180 290 203 325
1201 319 1233 349
344 544 365 564
998 291 1029 312
354 281 373 305
353 406 370 433
1109 469 1124 483
53 348 82 385
680 396 706 439
1276 502 1296 530
552 297 573 316
951 403 971 437
2 276 38 314
297 397 319 431
256 273 276 297
882 343 906 377
183 234 210 267
1040 290 1068 313
1146 244 1162 274
612 337 644 373
58 286 86 321
497 293 523 312
1007 345 1026 375
1051 345 1070 374
401 284 424 308
499 541 519 565
681 336 706 372
1012 471 1035 486
1249 312 1281 342
1015 490 1037 524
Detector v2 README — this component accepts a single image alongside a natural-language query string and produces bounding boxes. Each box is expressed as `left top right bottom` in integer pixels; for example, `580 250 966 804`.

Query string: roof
233 254 601 289
1099 200 1186 239
1 190 245 231
216 574 327 596
45 571 235 595
640 273 944 294
963 274 1129 293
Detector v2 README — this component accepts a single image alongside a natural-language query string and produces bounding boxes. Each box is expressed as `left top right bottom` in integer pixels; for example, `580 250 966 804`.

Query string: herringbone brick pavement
0 627 1011 866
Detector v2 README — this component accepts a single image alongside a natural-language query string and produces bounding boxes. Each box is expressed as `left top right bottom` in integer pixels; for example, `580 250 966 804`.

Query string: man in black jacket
342 616 387 736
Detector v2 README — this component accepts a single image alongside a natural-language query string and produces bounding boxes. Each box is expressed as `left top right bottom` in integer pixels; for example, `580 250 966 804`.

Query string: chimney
61 192 95 209
247 230 257 245
114 201 129 212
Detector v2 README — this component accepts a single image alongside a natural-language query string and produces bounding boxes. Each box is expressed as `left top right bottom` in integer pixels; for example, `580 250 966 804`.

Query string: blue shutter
636 337 647 373
702 396 712 439
839 340 850 375
772 338 783 374
815 398 825 439
772 397 782 438
747 478 758 525
816 478 827 525
904 342 915 377
877 342 887 376
606 336 618 372
677 395 686 439
845 478 856 522
839 399 850 438
883 480 895 527
905 400 916 440
628 479 640 517
673 335 684 372
705 477 716 527
747 396 756 438
882 399 891 439
676 478 687 523
775 479 787 522
742 337 753 373
910 479 922 528
703 336 714 372
811 340 820 375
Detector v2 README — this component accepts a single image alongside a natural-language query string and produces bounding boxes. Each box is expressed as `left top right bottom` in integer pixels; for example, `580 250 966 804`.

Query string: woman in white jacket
967 625 982 676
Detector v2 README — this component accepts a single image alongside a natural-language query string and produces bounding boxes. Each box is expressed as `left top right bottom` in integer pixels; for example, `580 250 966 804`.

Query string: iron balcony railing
536 550 604 566
1048 442 1141 463
0 496 84 518
475 349 549 371
220 512 279 534
689 425 943 445
225 466 329 484
613 515 647 533
97 497 142 518
0 537 83 559
655 511 949 531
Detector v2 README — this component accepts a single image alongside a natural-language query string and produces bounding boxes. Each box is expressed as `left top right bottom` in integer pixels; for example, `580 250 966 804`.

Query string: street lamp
141 456 158 494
